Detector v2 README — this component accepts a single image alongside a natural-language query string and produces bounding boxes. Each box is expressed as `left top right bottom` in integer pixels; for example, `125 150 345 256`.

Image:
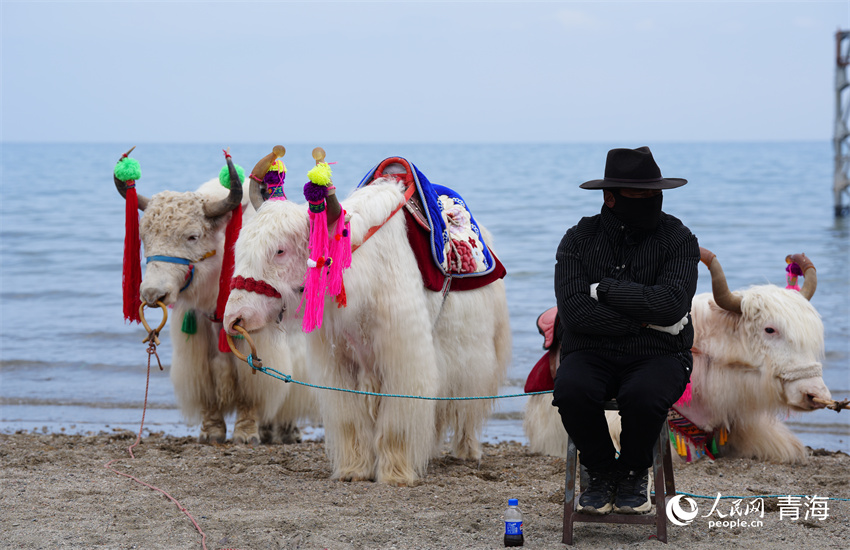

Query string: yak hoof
198 433 226 445
278 423 302 444
199 430 226 445
234 433 260 446
259 423 303 444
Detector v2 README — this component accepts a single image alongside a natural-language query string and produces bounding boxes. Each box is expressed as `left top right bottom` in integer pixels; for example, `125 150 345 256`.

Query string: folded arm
554 232 643 336
596 233 700 326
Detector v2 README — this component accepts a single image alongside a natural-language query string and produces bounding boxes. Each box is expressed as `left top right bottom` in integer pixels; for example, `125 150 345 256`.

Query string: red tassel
122 182 142 323
218 326 231 353
216 205 242 352
335 280 347 308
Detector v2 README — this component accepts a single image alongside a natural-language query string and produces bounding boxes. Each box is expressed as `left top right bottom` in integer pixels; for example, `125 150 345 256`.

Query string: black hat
579 146 687 190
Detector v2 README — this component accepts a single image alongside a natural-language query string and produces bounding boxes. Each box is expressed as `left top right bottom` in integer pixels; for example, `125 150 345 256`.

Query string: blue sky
2 1 848 143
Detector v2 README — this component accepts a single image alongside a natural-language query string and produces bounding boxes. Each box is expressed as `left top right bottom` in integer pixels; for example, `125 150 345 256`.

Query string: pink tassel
326 209 351 297
302 205 329 332
675 382 693 407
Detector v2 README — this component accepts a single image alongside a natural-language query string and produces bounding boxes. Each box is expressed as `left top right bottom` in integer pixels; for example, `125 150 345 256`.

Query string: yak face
740 286 830 412
138 191 227 308
224 200 310 333
698 285 830 413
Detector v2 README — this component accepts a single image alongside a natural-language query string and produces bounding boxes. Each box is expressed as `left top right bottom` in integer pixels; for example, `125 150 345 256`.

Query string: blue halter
145 250 216 292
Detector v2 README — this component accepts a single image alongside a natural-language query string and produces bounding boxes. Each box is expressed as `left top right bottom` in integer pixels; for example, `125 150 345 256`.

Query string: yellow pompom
269 159 287 173
307 162 333 186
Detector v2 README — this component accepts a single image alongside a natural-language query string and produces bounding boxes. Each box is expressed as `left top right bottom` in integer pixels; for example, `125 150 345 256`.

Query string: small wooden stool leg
562 437 578 545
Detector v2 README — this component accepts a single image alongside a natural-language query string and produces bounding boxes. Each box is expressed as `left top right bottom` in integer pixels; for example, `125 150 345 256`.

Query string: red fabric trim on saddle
536 306 559 350
524 351 555 393
405 209 506 292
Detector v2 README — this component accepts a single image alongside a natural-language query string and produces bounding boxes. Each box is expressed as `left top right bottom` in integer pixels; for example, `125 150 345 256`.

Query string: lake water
1 142 847 452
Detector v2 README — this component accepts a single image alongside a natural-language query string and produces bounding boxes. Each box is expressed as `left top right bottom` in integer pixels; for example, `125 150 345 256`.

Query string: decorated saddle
357 157 506 292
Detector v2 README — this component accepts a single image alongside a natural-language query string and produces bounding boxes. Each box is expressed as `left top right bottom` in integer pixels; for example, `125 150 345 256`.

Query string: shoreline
1 431 847 549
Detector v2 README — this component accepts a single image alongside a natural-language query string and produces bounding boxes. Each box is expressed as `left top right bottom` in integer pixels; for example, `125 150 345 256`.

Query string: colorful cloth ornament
215 150 244 352
301 160 351 332
785 260 803 291
264 159 287 200
115 152 143 324
667 408 728 462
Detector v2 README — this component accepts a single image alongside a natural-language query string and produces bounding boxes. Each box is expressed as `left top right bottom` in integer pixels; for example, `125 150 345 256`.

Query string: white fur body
524 285 830 463
138 178 317 444
224 179 511 485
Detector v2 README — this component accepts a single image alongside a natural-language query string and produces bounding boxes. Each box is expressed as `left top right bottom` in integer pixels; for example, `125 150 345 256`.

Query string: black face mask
609 190 663 232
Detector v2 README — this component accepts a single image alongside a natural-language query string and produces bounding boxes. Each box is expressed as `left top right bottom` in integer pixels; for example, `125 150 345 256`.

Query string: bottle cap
508 499 518 506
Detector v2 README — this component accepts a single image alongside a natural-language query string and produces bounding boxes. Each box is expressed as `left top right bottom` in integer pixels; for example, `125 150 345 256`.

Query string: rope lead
245 354 553 401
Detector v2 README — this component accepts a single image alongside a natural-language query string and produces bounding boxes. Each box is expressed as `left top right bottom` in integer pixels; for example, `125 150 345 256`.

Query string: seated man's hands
647 315 689 335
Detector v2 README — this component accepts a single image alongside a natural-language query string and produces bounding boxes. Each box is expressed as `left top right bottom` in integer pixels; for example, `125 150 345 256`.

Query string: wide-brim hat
579 146 687 190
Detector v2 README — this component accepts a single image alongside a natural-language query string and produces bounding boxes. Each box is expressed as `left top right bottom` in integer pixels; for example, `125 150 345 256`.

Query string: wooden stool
562 400 676 545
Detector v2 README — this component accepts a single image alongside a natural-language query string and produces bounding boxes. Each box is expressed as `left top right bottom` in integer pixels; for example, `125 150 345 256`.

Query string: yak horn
313 147 342 224
204 152 244 218
113 146 149 210
786 253 817 300
699 246 743 314
248 145 286 210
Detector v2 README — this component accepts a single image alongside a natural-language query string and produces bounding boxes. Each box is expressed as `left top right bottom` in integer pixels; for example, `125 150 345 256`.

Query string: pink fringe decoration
302 204 329 332
326 209 351 296
675 382 693 407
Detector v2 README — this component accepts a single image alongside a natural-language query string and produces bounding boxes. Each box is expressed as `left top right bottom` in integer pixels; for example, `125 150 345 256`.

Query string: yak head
224 199 311 333
114 149 243 310
695 248 830 413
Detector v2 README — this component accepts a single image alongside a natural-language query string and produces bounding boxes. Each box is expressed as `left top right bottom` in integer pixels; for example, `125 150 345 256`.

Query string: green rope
246 354 554 400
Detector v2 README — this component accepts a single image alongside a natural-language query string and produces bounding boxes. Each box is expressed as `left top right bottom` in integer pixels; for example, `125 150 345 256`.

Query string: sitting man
552 146 699 514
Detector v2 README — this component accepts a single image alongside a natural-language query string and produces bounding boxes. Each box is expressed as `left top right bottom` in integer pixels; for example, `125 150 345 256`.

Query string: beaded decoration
265 159 287 200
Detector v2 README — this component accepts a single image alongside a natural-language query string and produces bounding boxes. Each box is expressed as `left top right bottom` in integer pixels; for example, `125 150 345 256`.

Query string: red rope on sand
104 342 209 550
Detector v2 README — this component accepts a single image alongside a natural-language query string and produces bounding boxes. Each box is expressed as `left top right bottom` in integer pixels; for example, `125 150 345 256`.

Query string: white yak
114 149 317 444
524 247 833 464
224 156 511 485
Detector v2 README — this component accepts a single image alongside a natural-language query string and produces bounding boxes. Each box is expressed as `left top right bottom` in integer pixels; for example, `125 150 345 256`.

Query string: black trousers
552 350 689 472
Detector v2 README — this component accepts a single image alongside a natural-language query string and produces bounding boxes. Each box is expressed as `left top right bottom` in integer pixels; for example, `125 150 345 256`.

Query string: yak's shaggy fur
137 178 318 444
225 179 511 485
524 285 830 463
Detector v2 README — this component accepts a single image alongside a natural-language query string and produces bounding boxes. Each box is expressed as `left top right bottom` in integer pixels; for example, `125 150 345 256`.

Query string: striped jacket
554 205 700 363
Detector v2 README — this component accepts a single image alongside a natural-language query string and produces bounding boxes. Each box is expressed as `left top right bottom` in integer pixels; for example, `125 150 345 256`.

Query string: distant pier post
834 30 850 217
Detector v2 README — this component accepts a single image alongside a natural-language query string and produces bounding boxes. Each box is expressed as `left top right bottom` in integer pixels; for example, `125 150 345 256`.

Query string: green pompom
219 164 245 189
307 163 333 186
114 157 141 182
181 310 197 335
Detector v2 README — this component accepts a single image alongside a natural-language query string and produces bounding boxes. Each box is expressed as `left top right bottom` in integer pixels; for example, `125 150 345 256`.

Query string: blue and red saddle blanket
357 157 506 292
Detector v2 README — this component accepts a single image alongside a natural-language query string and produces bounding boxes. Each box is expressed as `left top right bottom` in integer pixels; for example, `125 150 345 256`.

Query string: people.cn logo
666 494 699 526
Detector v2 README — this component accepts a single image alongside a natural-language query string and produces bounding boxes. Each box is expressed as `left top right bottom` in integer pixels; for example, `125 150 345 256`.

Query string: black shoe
614 468 651 514
578 468 617 515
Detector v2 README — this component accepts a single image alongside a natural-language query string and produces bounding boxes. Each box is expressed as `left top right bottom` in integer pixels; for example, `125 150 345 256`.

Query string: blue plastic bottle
504 498 524 547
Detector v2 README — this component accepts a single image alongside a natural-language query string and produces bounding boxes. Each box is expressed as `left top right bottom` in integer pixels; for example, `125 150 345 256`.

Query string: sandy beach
1 431 847 549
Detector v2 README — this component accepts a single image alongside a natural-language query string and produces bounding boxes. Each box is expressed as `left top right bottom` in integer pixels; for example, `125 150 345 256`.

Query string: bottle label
505 521 523 535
